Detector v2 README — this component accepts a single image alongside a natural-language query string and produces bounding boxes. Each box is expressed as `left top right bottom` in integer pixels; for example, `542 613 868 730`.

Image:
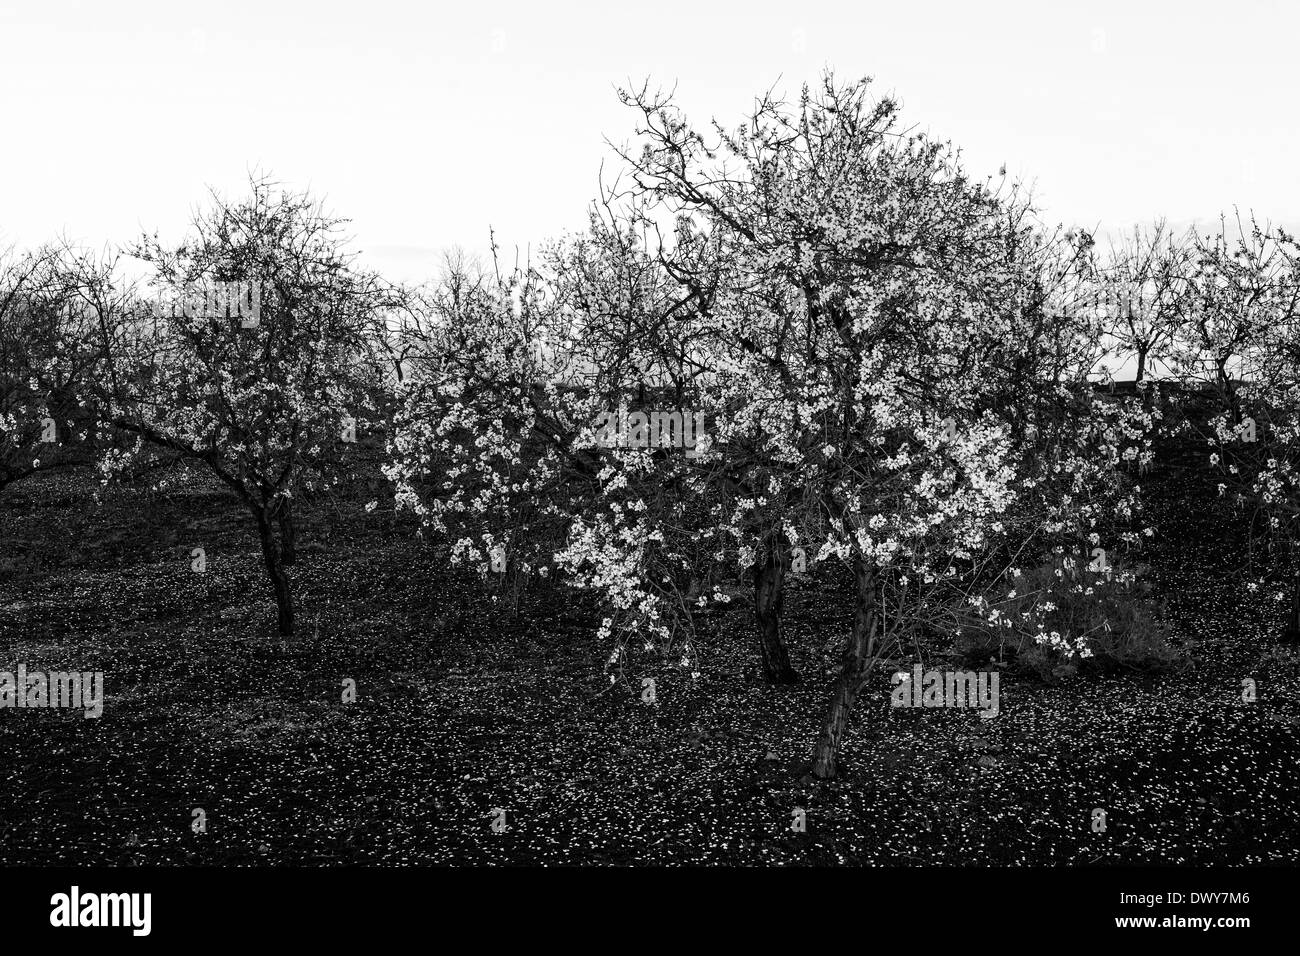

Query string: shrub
954 556 1180 680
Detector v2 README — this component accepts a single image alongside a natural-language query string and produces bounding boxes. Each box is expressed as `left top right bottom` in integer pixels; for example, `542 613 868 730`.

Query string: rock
764 751 780 761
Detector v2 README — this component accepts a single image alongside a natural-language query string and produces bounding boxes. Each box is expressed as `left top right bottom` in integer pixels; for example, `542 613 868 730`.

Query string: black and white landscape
0 1 1296 925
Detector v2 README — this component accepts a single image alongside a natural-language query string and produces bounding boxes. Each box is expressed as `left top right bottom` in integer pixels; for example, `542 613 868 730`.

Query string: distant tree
0 243 103 492
1176 214 1300 639
1171 213 1291 398
1095 220 1192 382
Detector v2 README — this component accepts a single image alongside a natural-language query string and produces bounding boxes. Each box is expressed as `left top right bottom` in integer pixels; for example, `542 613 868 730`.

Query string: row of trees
1095 214 1300 385
3 73 1294 776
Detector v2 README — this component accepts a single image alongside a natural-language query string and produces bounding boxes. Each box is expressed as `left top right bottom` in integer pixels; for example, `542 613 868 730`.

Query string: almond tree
384 226 724 662
387 201 809 683
0 244 102 492
84 179 394 637
1176 215 1300 638
385 253 586 603
1170 213 1291 399
1095 220 1192 383
390 74 1157 776
605 72 1153 777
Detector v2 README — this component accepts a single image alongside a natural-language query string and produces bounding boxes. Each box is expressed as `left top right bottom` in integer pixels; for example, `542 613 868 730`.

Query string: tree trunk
1218 355 1237 410
255 509 294 638
1135 345 1148 383
754 536 800 684
811 556 880 779
278 498 297 566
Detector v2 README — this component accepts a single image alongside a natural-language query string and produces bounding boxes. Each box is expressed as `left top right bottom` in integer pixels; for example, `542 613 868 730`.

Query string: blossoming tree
388 73 1159 778
0 244 104 492
1174 215 1300 638
84 179 395 637
606 72 1155 776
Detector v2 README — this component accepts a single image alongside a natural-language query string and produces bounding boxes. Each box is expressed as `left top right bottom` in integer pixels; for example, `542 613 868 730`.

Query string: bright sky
1 0 1296 283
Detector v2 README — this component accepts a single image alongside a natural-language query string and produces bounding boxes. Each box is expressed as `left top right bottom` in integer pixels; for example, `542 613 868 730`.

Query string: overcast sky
1 0 1295 282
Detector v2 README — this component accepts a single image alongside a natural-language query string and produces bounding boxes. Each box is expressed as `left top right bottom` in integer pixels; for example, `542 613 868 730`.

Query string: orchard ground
2 453 1299 865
